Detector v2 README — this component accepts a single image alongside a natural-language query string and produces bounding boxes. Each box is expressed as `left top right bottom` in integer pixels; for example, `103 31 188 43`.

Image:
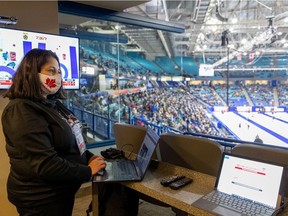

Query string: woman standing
1 49 106 216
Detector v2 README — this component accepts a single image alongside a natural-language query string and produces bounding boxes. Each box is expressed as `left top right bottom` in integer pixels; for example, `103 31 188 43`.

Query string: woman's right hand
88 156 106 176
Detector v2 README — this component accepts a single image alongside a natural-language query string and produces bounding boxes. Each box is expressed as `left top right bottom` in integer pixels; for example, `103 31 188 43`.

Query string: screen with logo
199 64 214 76
0 27 79 89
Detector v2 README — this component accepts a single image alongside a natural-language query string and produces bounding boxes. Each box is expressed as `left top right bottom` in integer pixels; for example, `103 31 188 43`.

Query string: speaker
221 31 229 46
221 34 226 46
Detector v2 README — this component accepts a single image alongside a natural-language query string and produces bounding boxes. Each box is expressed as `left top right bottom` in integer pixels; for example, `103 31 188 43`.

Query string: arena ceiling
59 1 288 67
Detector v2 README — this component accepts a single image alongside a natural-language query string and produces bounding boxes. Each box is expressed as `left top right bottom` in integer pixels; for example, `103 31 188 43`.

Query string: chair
157 133 225 216
113 123 147 157
158 133 225 177
231 143 288 197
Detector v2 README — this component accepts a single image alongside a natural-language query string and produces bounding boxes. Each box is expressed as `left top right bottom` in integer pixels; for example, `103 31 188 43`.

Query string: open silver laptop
93 127 159 182
193 153 286 216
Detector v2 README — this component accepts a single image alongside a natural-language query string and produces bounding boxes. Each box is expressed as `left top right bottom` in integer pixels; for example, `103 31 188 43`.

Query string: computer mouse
97 169 105 176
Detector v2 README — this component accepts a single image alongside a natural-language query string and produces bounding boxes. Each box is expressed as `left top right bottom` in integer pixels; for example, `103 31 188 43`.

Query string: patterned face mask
39 73 62 95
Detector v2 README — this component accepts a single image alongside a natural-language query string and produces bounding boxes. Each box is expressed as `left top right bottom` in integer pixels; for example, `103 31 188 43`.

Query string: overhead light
231 17 238 24
241 38 247 44
227 44 235 49
211 26 218 32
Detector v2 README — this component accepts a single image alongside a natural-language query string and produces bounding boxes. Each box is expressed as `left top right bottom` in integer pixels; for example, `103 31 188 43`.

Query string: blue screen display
0 27 80 89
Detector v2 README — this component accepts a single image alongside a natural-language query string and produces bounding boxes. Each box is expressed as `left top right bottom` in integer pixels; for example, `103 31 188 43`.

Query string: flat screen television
0 27 80 89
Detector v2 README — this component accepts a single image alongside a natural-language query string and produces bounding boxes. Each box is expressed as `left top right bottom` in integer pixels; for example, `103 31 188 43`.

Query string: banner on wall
111 87 146 95
249 52 254 60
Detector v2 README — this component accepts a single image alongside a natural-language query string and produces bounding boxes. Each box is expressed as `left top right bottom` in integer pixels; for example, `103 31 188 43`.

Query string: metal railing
66 103 288 152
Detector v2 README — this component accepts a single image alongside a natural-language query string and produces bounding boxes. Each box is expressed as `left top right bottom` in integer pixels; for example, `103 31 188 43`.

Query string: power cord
272 199 288 216
120 143 135 159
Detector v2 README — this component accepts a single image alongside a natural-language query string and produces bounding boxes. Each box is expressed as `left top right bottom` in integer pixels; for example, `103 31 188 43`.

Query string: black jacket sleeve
2 100 92 183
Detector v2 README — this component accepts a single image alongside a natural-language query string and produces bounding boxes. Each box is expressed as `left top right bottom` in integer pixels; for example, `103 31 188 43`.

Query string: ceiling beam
58 1 185 33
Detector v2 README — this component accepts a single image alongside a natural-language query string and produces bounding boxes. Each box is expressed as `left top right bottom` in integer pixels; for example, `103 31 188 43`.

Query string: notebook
193 153 286 216
93 127 159 182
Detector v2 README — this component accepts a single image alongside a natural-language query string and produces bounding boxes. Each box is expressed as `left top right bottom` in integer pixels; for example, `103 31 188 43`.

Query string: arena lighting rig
212 16 278 68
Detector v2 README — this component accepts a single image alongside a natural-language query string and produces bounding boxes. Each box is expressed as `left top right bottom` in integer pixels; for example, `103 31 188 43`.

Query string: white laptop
193 153 286 216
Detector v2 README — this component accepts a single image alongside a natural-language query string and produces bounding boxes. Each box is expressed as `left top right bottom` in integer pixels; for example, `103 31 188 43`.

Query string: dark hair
3 48 66 100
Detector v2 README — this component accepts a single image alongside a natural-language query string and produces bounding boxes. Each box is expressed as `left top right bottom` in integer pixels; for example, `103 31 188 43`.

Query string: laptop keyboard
110 160 138 178
203 191 275 216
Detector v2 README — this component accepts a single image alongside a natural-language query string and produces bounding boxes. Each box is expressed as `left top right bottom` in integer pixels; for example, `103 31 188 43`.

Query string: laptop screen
216 153 285 209
135 127 159 175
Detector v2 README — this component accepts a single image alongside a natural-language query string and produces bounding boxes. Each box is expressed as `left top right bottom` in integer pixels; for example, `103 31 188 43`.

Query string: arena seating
155 56 181 76
246 84 275 106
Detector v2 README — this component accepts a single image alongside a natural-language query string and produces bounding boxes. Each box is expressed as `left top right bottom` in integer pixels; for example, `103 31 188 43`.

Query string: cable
120 143 135 159
272 200 288 216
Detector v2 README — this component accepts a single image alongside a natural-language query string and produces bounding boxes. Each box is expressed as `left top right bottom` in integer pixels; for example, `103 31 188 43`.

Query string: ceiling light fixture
213 17 279 68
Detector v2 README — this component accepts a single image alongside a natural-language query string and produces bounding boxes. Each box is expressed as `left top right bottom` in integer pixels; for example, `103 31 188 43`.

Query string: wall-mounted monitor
0 27 80 89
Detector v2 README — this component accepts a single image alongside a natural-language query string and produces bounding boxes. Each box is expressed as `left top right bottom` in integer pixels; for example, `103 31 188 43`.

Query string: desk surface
123 162 215 216
122 161 288 216
92 161 288 216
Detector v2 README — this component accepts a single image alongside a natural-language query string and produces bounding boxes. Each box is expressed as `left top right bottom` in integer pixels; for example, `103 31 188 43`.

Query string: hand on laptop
88 155 106 176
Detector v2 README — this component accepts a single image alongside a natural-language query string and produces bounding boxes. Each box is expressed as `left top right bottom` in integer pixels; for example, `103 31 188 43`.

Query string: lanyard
56 101 87 155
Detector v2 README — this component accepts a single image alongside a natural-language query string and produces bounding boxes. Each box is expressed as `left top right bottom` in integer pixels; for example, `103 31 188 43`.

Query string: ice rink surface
213 111 288 148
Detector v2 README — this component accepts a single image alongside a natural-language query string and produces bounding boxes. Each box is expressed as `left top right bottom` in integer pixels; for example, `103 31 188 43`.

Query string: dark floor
73 190 176 216
73 146 177 216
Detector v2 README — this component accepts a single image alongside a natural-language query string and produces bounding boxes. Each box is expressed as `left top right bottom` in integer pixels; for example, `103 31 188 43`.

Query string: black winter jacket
2 99 93 208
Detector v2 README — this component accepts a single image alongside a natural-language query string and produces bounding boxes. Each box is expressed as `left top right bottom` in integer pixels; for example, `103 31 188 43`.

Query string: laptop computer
93 127 159 182
193 153 286 216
